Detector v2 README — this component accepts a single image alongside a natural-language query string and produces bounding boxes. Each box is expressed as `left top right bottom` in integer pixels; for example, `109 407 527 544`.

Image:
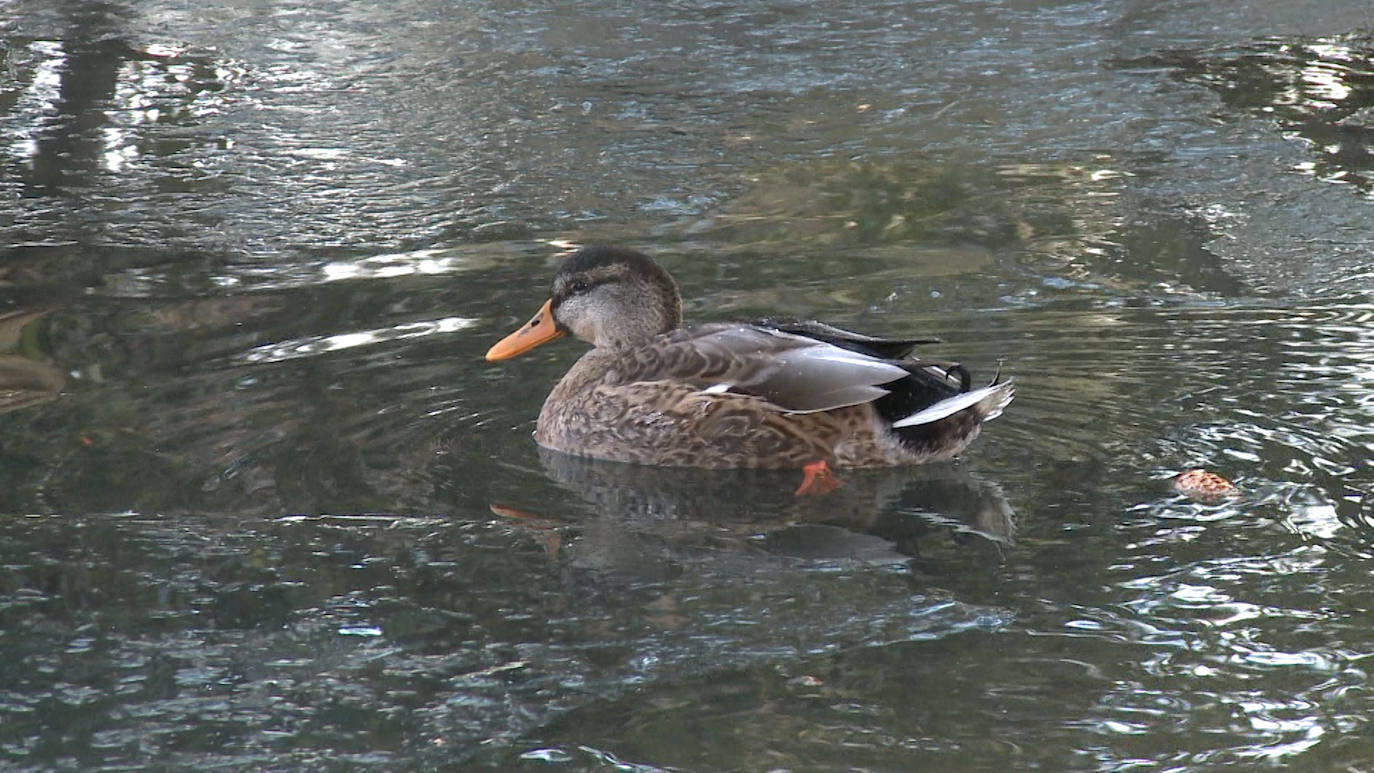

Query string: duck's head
485 245 682 360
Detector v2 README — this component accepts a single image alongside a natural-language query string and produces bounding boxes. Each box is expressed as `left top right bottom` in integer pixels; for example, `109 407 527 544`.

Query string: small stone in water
1172 469 1238 503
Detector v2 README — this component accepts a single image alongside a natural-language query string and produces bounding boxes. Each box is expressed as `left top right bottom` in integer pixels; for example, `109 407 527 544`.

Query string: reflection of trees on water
23 36 124 194
680 156 1243 303
2 3 241 285
5 4 234 194
1 5 278 513
702 159 1113 254
1119 34 1374 196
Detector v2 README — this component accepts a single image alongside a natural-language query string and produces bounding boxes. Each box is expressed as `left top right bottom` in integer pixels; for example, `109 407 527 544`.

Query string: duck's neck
595 318 677 351
591 289 682 351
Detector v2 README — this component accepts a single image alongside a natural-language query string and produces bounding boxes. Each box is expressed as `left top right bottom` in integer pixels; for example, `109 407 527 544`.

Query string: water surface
2 0 1374 768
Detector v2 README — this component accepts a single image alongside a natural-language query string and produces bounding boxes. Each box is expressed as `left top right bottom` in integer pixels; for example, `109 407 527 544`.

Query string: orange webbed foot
794 460 842 496
490 503 562 557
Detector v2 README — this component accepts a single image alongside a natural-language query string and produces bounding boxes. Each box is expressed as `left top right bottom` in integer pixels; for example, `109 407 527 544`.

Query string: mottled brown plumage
486 245 1013 469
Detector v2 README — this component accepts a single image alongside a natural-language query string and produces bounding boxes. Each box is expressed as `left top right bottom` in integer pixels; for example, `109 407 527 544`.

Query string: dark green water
3 0 1374 769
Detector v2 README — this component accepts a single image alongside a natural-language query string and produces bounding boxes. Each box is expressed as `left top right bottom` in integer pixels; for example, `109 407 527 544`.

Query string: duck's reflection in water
0 309 63 416
493 448 1015 578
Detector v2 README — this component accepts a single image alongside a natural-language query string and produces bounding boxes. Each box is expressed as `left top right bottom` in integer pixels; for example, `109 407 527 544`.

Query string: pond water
3 0 1374 768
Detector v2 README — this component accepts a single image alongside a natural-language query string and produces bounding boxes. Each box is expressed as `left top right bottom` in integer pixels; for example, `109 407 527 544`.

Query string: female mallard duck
486 246 1012 492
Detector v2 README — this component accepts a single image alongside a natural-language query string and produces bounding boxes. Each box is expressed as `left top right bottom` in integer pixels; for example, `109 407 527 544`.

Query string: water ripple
236 316 476 365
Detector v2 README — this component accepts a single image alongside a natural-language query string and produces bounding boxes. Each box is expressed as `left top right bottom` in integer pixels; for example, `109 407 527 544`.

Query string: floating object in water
1172 468 1238 503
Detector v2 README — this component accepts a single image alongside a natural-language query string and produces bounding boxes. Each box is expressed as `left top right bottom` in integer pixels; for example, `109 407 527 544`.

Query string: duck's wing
609 324 910 414
752 319 940 359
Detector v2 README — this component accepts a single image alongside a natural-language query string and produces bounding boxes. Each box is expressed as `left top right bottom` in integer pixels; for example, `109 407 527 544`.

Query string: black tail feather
755 318 941 359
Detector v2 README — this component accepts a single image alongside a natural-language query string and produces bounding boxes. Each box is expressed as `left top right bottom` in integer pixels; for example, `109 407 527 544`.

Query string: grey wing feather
621 325 907 414
755 342 905 412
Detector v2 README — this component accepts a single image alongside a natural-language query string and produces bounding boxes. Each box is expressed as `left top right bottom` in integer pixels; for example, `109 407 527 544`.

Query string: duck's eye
568 279 591 294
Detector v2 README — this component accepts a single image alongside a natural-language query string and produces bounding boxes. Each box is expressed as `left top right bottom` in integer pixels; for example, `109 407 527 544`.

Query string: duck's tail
891 378 1014 428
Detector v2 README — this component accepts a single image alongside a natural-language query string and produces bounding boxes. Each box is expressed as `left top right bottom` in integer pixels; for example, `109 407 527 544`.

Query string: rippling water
3 0 1374 769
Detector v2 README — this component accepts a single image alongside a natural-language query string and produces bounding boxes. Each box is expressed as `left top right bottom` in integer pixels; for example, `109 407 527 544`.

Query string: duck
485 245 1013 494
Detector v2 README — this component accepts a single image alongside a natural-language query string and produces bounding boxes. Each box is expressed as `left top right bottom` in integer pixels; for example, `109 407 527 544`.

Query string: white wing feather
891 381 1014 428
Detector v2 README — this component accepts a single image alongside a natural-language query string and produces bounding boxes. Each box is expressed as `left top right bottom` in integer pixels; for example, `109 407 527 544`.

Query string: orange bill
485 299 565 360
